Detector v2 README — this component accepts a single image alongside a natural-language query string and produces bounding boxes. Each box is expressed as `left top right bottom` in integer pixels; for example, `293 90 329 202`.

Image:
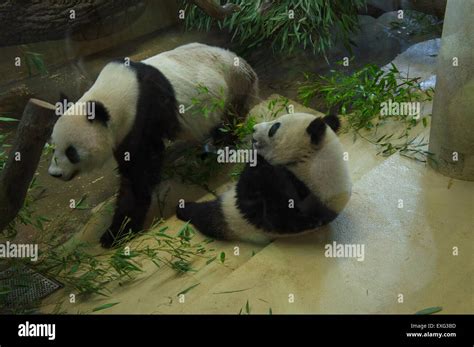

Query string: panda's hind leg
176 200 229 240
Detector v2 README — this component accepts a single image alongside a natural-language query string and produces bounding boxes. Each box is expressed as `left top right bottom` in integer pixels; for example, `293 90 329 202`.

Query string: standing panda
176 112 351 243
48 43 258 248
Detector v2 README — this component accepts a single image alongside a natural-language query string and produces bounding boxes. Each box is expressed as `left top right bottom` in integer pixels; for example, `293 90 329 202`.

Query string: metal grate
0 264 62 307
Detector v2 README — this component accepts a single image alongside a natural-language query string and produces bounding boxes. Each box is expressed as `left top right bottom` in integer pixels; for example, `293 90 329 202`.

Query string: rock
348 15 402 64
401 0 447 18
382 38 440 90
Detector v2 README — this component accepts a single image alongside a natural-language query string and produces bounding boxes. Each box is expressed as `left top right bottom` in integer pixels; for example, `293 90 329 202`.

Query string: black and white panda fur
176 112 351 243
48 43 258 247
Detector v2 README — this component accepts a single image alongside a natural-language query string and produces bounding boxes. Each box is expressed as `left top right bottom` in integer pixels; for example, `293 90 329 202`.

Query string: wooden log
0 99 57 232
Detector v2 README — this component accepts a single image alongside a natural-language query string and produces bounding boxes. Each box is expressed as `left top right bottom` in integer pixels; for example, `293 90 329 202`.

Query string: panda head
252 112 340 166
48 98 113 181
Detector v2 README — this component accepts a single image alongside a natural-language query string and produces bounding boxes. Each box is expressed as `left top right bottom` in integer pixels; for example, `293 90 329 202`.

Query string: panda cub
48 43 258 247
176 112 351 243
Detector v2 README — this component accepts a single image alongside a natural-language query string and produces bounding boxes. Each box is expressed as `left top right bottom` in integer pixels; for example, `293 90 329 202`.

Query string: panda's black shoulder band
128 61 180 140
87 101 110 127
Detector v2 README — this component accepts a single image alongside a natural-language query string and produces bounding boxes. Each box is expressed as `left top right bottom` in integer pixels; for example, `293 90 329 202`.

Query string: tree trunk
0 0 145 47
0 99 57 232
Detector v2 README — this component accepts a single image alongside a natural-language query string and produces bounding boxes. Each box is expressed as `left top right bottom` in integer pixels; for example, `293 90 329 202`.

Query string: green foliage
163 83 258 189
1 217 217 312
218 115 257 148
229 96 291 179
265 96 290 118
163 146 221 194
190 84 227 118
35 222 212 299
415 306 443 315
1 218 215 313
0 117 19 122
19 46 48 76
92 302 120 312
177 283 200 296
164 87 294 186
238 299 251 314
182 0 365 55
299 62 434 162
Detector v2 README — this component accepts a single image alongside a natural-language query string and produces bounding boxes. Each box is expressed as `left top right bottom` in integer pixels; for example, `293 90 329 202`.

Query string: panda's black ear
87 101 110 127
323 113 340 133
306 118 327 145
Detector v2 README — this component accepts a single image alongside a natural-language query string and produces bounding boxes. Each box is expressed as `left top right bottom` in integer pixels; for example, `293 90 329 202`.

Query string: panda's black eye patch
65 145 80 164
268 122 281 138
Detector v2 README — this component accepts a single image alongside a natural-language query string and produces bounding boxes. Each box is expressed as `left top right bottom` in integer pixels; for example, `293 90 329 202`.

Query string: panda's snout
48 163 61 178
252 136 265 151
48 164 67 180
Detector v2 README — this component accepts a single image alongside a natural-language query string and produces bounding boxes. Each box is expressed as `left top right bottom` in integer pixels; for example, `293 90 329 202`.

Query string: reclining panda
48 43 258 248
177 112 352 243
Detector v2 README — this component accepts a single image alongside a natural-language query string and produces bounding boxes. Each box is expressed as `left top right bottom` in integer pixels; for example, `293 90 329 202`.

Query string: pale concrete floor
41 95 474 314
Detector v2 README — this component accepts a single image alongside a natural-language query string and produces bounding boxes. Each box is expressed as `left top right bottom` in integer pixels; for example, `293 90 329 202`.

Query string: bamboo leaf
0 117 19 122
177 283 200 296
415 306 442 315
92 302 120 312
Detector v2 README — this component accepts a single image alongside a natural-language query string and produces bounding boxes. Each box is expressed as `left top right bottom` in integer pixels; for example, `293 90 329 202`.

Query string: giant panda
176 112 351 243
48 43 258 248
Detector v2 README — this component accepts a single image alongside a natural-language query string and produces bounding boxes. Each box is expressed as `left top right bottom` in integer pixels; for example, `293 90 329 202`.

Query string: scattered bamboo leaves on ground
74 195 90 210
1 220 217 313
213 287 253 295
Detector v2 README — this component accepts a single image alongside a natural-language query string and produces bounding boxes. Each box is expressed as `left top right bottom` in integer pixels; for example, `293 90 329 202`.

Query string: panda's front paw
176 202 195 222
100 229 117 248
